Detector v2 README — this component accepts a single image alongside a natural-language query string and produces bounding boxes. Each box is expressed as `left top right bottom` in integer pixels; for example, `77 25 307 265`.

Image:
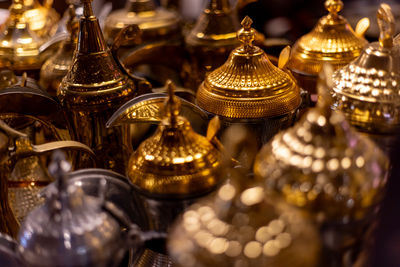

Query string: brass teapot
0 0 46 77
168 126 321 267
0 119 94 238
288 0 369 98
332 4 400 154
254 65 388 265
196 16 302 145
58 0 151 173
104 0 180 47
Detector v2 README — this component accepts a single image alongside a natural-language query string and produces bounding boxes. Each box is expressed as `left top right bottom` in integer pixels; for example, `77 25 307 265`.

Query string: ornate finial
163 80 181 125
325 0 343 15
48 150 71 199
377 3 395 49
237 16 255 52
81 0 94 17
317 63 334 108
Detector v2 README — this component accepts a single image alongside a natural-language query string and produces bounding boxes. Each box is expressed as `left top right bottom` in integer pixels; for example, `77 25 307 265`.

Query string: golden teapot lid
254 65 388 221
197 16 300 119
185 0 239 48
332 4 400 134
0 0 44 71
289 0 368 76
128 81 222 198
104 0 179 44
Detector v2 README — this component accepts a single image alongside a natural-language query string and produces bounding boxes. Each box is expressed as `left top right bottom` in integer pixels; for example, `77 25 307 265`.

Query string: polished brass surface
332 4 400 136
104 0 180 46
58 0 141 172
0 0 44 73
254 65 388 253
128 81 222 197
168 169 320 267
39 5 79 96
21 0 59 40
184 0 240 90
197 16 300 119
288 0 369 95
0 69 18 89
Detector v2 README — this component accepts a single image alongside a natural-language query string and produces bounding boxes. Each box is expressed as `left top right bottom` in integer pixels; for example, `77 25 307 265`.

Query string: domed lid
332 4 400 134
254 65 388 222
59 0 136 106
105 0 179 44
168 169 320 267
0 0 44 71
17 151 123 267
128 81 222 198
197 16 301 119
185 0 239 48
289 0 369 76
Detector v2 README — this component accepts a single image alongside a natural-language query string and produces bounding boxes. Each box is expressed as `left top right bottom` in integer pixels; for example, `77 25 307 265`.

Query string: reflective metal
21 0 59 40
104 0 180 46
288 0 369 96
196 16 301 145
0 119 94 238
254 65 388 262
184 0 240 90
127 81 222 209
39 5 79 96
58 0 151 173
332 4 400 153
168 168 320 267
0 0 45 76
0 233 24 267
17 151 125 267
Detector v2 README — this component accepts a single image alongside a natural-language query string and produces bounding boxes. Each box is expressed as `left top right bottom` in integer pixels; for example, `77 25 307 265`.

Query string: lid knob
81 0 94 17
237 16 255 52
325 0 343 15
162 80 181 126
377 3 395 49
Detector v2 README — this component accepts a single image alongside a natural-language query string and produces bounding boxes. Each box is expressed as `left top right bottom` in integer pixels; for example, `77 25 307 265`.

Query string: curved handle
377 3 395 48
355 17 370 38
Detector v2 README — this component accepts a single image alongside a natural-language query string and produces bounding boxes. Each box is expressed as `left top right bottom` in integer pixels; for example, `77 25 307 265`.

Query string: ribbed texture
197 48 301 119
289 15 366 75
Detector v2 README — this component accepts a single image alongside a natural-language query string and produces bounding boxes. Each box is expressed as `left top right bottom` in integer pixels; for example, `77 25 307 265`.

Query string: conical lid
0 0 44 71
168 169 320 267
58 0 136 107
17 151 123 267
128 81 222 198
332 4 400 134
289 0 368 76
254 65 388 223
185 0 239 48
104 0 179 44
197 16 300 119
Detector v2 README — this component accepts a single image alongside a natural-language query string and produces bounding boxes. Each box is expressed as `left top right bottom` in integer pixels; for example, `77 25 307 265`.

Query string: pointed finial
316 63 334 108
48 150 71 196
163 80 181 125
237 16 255 52
377 3 395 49
81 0 94 17
325 0 343 16
67 4 79 41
